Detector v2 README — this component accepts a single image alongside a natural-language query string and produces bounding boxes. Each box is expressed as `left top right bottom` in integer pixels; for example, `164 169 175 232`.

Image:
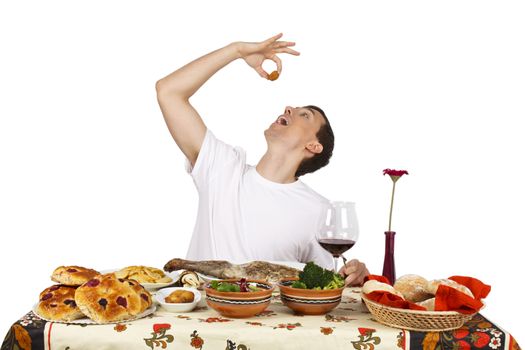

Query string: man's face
265 106 325 156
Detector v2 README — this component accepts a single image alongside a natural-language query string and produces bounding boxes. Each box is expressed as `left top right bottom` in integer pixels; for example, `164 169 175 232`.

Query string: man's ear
306 141 323 155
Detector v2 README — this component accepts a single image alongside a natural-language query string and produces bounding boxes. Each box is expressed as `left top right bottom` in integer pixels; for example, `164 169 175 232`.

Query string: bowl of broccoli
278 262 345 315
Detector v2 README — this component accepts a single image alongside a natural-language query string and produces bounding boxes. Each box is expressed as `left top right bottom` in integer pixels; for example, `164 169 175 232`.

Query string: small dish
278 278 344 315
155 287 201 313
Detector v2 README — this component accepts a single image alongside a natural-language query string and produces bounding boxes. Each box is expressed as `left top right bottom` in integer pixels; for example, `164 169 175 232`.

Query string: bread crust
427 279 474 297
393 274 434 302
51 266 100 286
363 280 404 298
417 297 436 311
36 285 84 321
75 273 152 323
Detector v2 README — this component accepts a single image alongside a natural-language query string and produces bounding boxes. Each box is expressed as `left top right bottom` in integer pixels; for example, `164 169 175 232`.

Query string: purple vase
382 231 396 285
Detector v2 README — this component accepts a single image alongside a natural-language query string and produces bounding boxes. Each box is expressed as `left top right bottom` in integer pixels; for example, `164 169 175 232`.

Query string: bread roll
37 285 85 322
362 280 404 298
427 279 474 298
417 297 436 311
394 274 434 302
51 266 100 286
75 273 152 323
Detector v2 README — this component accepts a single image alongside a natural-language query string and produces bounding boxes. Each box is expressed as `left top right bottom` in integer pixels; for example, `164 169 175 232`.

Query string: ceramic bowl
155 287 201 313
278 278 344 315
205 279 275 318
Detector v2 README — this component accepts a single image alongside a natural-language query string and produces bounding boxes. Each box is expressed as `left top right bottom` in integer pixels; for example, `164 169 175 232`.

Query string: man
156 33 369 286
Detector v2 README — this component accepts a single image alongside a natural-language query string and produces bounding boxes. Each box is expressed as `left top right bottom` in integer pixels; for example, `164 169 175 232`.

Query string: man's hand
234 33 300 79
338 259 369 287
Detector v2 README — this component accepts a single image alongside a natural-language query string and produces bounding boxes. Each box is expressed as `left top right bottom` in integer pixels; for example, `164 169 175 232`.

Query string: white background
1 0 524 344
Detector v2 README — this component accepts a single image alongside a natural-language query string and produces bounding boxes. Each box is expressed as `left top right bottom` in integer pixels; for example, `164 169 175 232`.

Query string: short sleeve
185 129 244 190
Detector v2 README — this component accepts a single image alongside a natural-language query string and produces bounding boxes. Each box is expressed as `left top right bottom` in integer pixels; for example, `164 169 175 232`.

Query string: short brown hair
295 105 334 177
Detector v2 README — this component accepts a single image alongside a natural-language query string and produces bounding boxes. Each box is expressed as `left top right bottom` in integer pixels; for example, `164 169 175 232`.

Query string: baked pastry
427 279 474 298
114 266 172 284
36 285 84 321
175 271 201 288
75 273 152 323
362 280 404 298
165 290 194 303
417 297 436 311
394 274 434 302
51 266 100 286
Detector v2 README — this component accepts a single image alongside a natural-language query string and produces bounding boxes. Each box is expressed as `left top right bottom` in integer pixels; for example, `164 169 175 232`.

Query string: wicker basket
362 295 476 332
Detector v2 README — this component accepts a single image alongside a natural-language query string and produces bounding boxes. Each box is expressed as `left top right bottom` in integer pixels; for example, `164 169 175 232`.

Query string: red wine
318 239 356 257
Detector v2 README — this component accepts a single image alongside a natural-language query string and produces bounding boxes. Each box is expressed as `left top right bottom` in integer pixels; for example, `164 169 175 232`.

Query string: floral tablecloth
2 288 521 350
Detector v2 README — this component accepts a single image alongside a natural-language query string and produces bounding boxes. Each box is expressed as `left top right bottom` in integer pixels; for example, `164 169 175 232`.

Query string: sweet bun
363 280 404 298
427 279 474 298
36 285 84 322
75 273 152 323
394 274 434 302
51 266 100 286
417 297 436 311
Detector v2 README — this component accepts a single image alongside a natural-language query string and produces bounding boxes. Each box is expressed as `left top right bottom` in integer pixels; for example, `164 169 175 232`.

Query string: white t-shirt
185 129 333 270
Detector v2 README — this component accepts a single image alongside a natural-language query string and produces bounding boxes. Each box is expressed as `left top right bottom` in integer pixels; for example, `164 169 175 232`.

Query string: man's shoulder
206 130 248 164
293 180 330 208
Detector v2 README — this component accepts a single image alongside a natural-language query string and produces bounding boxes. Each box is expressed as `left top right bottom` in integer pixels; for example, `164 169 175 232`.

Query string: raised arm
155 33 300 166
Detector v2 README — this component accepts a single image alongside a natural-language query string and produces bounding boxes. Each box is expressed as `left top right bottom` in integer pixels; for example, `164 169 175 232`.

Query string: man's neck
256 151 301 184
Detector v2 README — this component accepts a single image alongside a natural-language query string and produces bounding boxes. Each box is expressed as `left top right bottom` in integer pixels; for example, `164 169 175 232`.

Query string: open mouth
276 116 289 126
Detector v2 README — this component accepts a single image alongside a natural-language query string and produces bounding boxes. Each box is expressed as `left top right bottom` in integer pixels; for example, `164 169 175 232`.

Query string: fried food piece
165 290 195 303
268 70 279 81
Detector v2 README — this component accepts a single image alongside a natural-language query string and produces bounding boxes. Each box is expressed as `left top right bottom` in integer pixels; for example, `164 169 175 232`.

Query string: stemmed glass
317 201 359 273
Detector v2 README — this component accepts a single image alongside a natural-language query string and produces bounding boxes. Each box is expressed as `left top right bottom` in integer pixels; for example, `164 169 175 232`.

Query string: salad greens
210 278 261 292
291 262 345 290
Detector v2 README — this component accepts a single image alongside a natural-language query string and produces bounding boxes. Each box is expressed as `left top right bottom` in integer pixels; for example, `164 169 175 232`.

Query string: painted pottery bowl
205 279 275 318
278 278 344 315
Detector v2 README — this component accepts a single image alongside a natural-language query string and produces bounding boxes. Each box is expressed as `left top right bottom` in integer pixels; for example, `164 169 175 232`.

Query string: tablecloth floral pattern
2 289 521 350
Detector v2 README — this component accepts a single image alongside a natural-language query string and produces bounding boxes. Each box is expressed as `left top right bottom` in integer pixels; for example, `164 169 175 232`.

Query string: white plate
32 304 156 324
101 269 180 291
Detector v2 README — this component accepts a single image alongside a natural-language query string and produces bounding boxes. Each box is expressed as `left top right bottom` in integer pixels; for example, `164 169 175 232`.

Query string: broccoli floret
323 273 345 290
296 262 344 289
291 280 307 289
298 262 325 289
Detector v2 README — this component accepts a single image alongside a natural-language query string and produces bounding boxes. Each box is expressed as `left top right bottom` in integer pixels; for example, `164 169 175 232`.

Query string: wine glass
317 201 359 273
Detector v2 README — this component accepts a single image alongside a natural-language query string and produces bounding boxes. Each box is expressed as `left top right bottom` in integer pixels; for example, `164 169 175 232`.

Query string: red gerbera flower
383 168 409 231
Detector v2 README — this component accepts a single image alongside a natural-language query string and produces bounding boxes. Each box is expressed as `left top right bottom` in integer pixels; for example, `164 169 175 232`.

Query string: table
2 288 521 350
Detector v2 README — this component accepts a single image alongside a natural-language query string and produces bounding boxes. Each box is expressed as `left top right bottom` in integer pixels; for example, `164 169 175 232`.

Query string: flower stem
388 181 396 231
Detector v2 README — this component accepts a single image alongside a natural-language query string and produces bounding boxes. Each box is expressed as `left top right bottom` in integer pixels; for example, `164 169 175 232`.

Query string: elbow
155 79 167 95
155 79 174 101
155 79 187 100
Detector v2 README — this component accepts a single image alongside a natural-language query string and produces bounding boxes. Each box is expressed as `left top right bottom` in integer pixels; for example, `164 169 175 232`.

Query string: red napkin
363 274 427 311
434 276 491 314
364 274 392 285
448 276 491 299
366 291 427 310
